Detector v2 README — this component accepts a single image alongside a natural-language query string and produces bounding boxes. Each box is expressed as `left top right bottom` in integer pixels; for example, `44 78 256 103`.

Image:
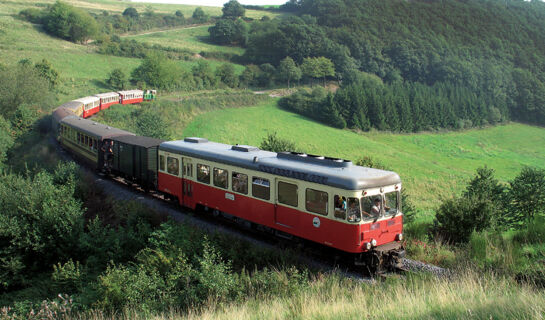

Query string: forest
209 0 545 131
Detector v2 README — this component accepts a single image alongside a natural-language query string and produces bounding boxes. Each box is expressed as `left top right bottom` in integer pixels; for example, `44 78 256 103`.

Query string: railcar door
274 178 300 229
181 157 195 209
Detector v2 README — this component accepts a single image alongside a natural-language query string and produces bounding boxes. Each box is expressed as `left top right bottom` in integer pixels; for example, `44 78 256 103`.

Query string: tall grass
73 270 545 319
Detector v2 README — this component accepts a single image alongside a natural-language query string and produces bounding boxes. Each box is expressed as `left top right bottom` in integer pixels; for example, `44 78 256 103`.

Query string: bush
131 52 185 90
433 196 494 243
259 132 297 152
215 63 239 88
135 108 171 140
0 115 13 167
106 68 127 90
506 167 545 225
43 1 98 43
0 64 51 118
0 163 84 289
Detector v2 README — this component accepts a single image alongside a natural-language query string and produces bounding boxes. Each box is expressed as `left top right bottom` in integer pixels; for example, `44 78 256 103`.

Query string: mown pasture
183 99 545 214
123 25 245 56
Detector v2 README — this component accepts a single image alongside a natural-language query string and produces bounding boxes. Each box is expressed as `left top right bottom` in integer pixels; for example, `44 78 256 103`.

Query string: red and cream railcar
157 138 404 260
94 92 120 111
118 90 144 105
75 96 101 118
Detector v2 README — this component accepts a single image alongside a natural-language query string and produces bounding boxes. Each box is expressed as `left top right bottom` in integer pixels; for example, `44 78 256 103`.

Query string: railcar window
197 164 210 184
384 191 399 216
167 157 179 176
278 181 298 207
306 189 328 216
159 155 165 171
252 177 270 200
213 168 228 189
334 195 346 219
347 197 361 223
362 196 381 220
93 139 97 150
232 172 248 194
77 133 80 144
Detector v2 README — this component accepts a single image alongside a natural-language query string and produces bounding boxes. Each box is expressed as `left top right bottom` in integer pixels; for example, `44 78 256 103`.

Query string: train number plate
225 193 235 201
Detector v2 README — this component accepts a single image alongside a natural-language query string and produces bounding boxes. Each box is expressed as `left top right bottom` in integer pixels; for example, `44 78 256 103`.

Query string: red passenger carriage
94 92 120 110
75 96 101 118
118 90 144 105
157 138 404 268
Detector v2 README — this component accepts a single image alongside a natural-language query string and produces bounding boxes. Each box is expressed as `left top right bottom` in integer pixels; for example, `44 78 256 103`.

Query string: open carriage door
181 157 195 209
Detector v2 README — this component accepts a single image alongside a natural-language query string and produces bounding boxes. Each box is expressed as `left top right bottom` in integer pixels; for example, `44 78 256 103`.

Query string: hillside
217 0 545 132
183 100 545 213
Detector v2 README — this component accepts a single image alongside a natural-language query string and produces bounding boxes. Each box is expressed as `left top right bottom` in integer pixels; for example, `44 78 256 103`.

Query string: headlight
364 242 372 250
371 239 377 247
397 233 403 241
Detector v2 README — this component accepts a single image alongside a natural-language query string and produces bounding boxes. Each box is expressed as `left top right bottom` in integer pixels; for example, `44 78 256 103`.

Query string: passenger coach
118 90 143 105
157 138 404 259
94 92 120 111
58 116 134 169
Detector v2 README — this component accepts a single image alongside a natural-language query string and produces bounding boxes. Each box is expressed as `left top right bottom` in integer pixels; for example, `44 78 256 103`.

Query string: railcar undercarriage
354 242 405 274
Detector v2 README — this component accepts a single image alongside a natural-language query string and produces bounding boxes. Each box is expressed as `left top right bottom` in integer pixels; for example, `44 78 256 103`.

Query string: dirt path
119 24 211 37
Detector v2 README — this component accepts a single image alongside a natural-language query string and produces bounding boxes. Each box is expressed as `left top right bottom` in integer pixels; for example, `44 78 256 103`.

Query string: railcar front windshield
361 195 382 221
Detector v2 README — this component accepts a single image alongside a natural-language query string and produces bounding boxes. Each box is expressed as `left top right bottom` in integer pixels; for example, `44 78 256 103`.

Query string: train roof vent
231 144 259 152
277 151 352 168
184 137 208 144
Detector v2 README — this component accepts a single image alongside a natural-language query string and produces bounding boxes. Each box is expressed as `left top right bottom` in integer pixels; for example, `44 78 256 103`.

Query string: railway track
54 136 447 281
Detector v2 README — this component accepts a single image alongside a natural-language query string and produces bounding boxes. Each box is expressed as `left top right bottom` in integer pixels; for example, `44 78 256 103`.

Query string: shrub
135 108 171 140
52 259 84 293
131 52 184 90
506 166 545 225
433 196 494 243
0 163 84 289
215 63 239 88
0 115 14 167
106 68 127 90
0 63 50 118
192 7 209 23
43 1 98 43
259 132 297 152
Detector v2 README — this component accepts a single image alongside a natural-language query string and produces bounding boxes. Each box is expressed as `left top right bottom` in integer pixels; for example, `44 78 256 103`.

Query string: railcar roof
112 135 164 148
94 92 119 98
58 100 83 110
118 90 143 95
160 138 401 190
74 96 99 104
52 107 74 122
61 116 135 140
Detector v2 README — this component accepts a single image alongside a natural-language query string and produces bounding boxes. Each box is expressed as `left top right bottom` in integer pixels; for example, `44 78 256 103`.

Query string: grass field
183 100 545 215
3 0 279 18
123 25 245 55
0 1 246 104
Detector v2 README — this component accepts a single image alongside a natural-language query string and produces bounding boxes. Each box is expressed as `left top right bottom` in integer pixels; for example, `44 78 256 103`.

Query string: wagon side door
182 157 195 209
274 178 299 229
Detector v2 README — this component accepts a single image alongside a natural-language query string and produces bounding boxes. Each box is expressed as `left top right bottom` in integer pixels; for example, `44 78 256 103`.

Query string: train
51 89 405 272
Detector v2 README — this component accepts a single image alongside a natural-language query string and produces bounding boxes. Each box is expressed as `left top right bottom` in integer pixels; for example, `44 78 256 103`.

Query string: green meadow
123 25 245 56
0 1 251 103
183 99 545 214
